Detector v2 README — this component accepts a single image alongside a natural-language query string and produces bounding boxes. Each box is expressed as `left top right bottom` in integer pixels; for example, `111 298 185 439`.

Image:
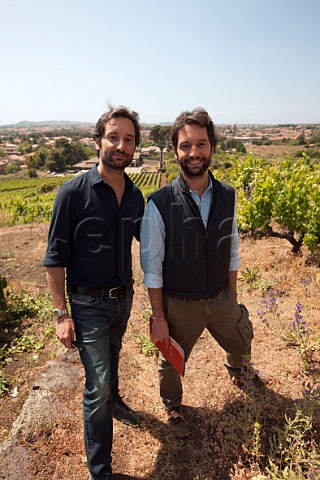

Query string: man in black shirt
44 106 144 480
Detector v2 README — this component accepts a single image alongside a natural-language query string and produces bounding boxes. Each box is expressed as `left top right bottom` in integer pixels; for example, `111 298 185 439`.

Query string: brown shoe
166 407 191 438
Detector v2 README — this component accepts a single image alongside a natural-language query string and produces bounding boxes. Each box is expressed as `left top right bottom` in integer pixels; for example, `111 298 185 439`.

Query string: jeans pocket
237 304 254 348
69 293 99 306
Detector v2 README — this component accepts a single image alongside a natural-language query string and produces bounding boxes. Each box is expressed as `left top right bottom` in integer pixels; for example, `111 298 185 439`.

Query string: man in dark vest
44 106 144 479
140 107 254 438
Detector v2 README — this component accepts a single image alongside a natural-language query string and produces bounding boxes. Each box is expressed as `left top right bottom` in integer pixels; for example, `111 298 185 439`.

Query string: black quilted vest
150 171 235 299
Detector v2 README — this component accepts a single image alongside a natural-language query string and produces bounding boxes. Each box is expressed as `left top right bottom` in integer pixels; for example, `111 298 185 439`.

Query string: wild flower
263 288 278 313
308 467 319 479
257 309 269 326
239 362 257 393
291 303 310 337
257 289 279 328
301 277 311 296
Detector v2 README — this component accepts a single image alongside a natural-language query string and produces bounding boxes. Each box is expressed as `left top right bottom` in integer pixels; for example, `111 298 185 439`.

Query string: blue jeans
69 289 134 480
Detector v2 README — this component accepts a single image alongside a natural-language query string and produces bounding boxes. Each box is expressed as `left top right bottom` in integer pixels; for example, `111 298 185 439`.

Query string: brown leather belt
68 279 134 299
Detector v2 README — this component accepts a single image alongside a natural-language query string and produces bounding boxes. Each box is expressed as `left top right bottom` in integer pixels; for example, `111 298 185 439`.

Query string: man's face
97 117 136 170
176 124 213 178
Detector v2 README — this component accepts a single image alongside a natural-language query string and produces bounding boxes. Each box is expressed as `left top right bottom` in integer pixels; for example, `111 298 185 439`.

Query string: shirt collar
189 175 213 196
89 163 133 192
89 163 104 186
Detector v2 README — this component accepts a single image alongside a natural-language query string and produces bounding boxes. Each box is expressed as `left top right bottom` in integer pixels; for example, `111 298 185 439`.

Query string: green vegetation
241 289 320 479
0 280 53 395
0 176 72 226
149 125 171 170
220 138 247 153
1 153 319 254
136 333 158 357
0 173 162 226
235 154 320 252
43 138 89 172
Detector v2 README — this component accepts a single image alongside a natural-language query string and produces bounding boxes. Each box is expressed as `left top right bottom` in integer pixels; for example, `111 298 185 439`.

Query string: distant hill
0 120 172 130
0 120 94 129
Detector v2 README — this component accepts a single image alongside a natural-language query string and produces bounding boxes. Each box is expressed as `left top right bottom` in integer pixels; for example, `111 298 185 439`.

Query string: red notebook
149 317 186 376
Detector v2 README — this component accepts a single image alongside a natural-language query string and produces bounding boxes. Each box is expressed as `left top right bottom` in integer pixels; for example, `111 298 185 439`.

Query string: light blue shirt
140 179 241 288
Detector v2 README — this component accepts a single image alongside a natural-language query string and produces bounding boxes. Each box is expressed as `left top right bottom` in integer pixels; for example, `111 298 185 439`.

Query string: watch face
53 308 67 318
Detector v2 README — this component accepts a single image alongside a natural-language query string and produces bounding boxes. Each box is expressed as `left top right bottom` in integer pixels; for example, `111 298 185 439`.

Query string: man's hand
56 315 75 349
151 316 170 346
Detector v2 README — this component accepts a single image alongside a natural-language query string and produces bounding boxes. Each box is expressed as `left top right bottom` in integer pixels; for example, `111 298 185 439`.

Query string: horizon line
1 119 320 128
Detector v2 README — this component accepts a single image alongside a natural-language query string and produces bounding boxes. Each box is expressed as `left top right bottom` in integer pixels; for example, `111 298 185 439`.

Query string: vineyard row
0 173 161 226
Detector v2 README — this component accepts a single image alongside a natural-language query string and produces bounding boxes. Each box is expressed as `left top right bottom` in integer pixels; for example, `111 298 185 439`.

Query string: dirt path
0 227 319 479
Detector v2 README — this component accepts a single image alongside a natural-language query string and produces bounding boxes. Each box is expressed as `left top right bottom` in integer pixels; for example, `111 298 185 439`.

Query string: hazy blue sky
1 0 319 125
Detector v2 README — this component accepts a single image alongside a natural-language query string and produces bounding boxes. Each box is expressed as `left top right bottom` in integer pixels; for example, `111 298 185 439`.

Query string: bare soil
0 224 319 479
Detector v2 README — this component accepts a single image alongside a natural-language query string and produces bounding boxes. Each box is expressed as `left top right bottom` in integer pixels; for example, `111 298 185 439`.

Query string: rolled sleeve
43 184 73 268
140 200 165 288
229 196 241 271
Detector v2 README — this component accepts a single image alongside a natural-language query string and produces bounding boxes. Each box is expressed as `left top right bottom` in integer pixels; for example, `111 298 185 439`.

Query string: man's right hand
151 316 170 346
56 315 75 349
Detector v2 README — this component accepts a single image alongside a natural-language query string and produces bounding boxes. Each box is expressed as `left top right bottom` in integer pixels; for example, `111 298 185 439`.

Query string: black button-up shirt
44 165 144 288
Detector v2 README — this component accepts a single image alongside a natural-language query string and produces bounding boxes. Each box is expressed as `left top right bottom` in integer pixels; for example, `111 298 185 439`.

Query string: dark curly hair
170 107 218 153
93 105 141 157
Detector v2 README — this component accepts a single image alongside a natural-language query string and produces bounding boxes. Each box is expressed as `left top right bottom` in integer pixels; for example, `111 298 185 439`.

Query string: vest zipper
204 229 210 298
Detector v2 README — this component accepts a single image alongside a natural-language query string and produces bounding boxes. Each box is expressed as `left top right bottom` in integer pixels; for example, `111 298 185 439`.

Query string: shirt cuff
229 258 241 271
143 273 163 289
43 251 68 267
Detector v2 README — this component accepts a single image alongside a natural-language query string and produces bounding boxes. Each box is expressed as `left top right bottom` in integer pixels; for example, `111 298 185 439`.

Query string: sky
1 0 319 125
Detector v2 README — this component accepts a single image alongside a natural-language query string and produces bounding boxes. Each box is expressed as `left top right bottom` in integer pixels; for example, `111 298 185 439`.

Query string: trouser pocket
237 303 253 349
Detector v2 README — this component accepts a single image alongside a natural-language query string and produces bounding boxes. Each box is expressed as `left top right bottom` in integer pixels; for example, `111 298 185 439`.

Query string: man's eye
109 135 118 142
181 144 190 150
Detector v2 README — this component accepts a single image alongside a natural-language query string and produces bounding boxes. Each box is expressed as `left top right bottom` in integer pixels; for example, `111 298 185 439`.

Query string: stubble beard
179 155 211 178
100 150 134 171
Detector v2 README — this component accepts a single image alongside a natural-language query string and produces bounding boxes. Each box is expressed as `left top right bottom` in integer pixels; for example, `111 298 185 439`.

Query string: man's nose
116 138 126 152
189 145 200 157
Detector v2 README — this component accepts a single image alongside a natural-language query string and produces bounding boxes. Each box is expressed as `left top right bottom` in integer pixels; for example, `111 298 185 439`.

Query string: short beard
100 151 133 171
179 155 211 178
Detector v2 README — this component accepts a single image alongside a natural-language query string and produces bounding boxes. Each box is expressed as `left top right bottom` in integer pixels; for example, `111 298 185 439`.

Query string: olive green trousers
159 286 253 408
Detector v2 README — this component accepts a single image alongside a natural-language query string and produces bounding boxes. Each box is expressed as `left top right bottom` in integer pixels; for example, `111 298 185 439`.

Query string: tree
294 134 306 146
18 142 33 154
69 141 88 165
26 147 49 170
45 148 66 172
149 125 171 170
220 138 246 154
54 139 88 166
44 140 88 172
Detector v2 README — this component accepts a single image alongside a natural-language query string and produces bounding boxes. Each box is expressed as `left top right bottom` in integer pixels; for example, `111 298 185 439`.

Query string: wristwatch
53 308 68 319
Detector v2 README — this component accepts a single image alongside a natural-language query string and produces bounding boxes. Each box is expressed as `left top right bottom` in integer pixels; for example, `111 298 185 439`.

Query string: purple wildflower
308 468 319 479
301 277 311 295
291 303 310 335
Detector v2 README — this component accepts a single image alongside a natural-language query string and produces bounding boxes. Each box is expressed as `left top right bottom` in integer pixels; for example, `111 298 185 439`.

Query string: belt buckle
108 287 119 299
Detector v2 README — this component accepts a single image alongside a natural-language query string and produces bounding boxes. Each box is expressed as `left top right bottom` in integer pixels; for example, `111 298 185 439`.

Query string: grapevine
0 172 162 226
235 155 320 252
